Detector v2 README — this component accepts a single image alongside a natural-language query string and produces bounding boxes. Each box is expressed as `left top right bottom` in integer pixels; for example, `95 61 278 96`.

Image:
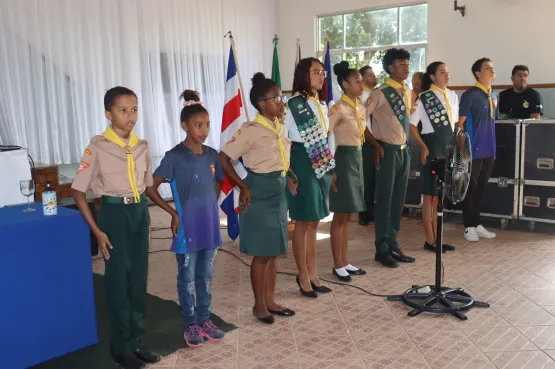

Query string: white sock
344 264 359 272
334 267 350 277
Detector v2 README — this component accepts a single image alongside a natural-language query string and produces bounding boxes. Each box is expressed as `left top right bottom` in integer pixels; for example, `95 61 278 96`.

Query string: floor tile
116 207 555 369
463 327 537 352
485 351 555 369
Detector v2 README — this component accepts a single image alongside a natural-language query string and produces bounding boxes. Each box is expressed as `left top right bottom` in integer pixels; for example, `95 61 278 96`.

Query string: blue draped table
0 203 98 369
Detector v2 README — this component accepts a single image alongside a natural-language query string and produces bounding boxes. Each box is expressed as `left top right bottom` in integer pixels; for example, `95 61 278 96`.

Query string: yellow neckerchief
385 77 410 111
306 94 328 132
430 84 453 123
363 85 374 93
340 93 365 144
474 82 494 118
102 126 141 202
253 113 287 177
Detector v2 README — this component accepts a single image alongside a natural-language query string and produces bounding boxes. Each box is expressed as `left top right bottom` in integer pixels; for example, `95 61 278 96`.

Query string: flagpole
225 31 250 122
295 37 300 66
323 35 329 63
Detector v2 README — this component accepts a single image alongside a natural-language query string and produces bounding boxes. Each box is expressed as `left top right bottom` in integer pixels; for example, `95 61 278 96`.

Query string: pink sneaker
200 320 225 342
185 325 205 347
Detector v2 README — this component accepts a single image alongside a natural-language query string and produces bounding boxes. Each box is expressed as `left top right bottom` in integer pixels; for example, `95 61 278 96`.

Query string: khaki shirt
366 84 412 145
71 135 154 196
221 117 291 173
328 98 366 147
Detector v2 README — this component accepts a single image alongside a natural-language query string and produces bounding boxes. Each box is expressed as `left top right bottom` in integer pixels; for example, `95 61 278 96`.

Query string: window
318 3 428 99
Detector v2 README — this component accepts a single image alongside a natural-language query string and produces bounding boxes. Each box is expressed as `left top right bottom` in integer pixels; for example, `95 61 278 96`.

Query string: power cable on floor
93 226 405 299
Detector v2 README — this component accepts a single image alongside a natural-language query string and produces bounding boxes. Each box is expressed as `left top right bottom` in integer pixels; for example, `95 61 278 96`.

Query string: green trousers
98 196 150 357
374 142 410 254
359 142 376 219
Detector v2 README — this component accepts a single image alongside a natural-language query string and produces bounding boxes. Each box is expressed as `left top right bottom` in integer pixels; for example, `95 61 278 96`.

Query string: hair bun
252 72 267 86
333 61 350 76
180 89 200 102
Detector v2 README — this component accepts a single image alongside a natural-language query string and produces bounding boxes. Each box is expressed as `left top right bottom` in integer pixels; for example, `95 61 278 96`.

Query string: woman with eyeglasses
285 57 335 298
328 61 367 282
220 72 295 324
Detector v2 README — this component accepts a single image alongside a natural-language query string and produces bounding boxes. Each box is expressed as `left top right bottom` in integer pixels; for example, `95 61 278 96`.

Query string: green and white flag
271 35 281 89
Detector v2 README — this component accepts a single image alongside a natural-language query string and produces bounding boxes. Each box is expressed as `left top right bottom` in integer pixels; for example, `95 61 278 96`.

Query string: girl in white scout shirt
409 61 459 253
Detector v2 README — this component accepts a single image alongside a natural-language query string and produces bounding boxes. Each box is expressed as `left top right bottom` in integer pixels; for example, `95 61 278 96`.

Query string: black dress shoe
296 276 318 298
346 268 367 276
332 268 352 282
252 308 275 324
375 252 400 268
441 242 456 251
391 249 416 263
311 281 332 293
268 308 296 317
424 242 446 253
135 347 161 364
111 354 146 369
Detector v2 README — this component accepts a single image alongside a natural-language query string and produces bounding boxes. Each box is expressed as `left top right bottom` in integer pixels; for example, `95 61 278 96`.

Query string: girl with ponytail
409 62 459 253
220 73 295 325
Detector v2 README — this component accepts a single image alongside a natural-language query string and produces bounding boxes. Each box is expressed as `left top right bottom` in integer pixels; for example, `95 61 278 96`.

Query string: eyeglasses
310 69 328 78
261 95 288 104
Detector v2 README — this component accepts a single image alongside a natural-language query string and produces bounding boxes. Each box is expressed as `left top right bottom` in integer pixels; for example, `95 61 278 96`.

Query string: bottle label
42 191 57 216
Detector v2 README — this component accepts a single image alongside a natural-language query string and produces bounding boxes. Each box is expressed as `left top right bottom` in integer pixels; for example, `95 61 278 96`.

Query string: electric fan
388 130 489 320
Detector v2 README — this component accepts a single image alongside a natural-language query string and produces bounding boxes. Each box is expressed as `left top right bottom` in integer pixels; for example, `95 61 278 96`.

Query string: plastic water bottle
42 181 57 216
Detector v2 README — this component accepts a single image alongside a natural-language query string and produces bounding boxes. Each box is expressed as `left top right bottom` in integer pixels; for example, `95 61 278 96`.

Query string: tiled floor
93 207 555 368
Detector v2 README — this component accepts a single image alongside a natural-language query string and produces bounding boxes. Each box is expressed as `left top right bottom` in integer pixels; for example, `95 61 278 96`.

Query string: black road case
519 119 555 230
405 137 423 210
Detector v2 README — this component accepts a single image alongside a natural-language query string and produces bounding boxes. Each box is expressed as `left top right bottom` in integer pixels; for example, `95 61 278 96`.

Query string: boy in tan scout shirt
364 48 417 268
71 87 161 369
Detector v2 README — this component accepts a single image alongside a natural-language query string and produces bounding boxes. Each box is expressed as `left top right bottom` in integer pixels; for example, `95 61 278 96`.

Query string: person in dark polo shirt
456 58 499 242
499 65 543 119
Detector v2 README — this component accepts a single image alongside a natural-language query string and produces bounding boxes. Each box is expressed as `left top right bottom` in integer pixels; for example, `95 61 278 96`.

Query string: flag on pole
323 36 334 107
295 38 301 68
219 45 248 241
271 35 281 89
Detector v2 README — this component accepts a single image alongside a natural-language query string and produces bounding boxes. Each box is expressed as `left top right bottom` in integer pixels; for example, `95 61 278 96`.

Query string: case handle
524 196 540 207
537 158 554 170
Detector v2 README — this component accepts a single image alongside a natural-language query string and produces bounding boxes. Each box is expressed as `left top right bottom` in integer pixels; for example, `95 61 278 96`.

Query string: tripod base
388 286 490 320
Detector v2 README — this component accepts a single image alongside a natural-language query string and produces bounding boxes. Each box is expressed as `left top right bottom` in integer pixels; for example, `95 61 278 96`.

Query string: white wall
277 0 555 89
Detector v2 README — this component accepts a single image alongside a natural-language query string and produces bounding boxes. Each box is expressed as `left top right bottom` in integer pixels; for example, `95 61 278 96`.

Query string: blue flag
323 39 333 106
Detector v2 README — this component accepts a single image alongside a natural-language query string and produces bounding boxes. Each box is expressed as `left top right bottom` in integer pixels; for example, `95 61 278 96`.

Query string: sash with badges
287 95 335 179
421 91 451 129
420 90 454 156
382 86 410 137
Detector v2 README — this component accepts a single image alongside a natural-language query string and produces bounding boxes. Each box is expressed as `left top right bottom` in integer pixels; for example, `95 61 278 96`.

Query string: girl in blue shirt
146 90 225 348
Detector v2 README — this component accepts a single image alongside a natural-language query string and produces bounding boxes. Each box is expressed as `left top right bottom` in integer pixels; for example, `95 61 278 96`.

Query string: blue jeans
176 248 218 326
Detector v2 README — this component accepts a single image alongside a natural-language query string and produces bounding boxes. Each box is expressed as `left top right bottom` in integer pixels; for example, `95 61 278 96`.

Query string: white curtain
0 0 277 165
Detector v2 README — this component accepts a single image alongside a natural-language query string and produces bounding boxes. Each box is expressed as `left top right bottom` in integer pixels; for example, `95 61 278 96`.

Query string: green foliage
319 4 428 92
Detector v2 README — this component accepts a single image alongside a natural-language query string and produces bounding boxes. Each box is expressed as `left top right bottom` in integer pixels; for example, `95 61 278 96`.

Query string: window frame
316 2 428 60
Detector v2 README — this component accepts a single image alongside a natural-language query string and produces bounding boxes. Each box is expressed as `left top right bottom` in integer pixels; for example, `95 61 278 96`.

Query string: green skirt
287 143 332 221
329 146 365 213
421 133 442 196
239 171 288 256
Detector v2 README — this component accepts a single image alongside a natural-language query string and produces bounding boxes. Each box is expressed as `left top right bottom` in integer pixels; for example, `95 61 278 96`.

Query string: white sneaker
464 227 479 242
476 225 496 239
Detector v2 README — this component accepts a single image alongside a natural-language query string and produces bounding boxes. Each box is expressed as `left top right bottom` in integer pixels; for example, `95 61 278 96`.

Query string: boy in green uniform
72 87 161 369
364 49 417 268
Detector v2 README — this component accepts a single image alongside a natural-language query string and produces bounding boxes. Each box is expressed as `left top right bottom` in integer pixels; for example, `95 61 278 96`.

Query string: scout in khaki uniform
71 87 160 369
328 61 367 282
410 62 458 253
364 49 417 268
358 65 378 226
285 57 334 298
220 73 295 325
